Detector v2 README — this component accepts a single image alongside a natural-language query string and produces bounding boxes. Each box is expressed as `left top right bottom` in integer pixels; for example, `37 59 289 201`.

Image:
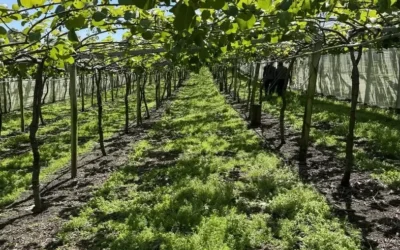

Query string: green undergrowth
238 78 400 189
0 82 162 207
58 69 360 250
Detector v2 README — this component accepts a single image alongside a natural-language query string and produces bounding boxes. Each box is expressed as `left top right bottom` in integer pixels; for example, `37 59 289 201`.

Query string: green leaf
337 14 348 22
172 2 196 33
20 0 32 8
55 5 66 18
359 11 368 22
304 0 310 10
130 26 137 34
140 19 151 28
73 0 85 9
221 20 230 31
28 31 41 42
257 0 271 10
50 47 58 60
242 39 251 46
93 11 107 22
124 10 135 20
142 31 154 40
201 10 211 21
101 8 109 15
68 30 79 42
65 56 75 65
237 0 252 9
278 11 291 27
226 6 238 16
211 0 225 9
199 48 210 60
236 13 255 31
65 15 86 30
270 35 279 43
10 14 23 21
279 0 292 11
0 26 6 36
226 23 238 34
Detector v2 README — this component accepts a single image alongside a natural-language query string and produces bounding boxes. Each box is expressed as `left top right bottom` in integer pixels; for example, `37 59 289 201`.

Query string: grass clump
58 69 360 250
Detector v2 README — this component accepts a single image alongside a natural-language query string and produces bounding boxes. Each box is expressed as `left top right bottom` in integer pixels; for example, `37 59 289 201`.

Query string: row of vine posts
1 58 188 211
211 37 365 189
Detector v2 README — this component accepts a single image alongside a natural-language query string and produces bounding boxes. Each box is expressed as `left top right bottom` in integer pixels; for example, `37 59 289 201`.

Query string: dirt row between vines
224 94 400 250
0 91 179 250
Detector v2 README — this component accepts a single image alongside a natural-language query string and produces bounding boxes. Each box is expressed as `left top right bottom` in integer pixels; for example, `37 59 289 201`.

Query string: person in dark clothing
263 62 276 96
275 62 289 96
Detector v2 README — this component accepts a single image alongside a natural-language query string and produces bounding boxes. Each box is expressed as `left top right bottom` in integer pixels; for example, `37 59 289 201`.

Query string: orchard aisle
57 69 360 250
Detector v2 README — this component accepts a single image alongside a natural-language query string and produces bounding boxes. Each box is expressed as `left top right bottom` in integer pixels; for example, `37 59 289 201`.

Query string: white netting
241 48 400 108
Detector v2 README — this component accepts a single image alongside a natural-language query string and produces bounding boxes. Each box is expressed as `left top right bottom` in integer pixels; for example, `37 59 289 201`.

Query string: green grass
0 83 162 207
237 78 400 189
58 69 360 250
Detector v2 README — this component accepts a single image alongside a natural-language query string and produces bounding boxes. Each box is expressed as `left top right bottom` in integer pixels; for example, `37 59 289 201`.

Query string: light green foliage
59 69 360 250
0 82 161 207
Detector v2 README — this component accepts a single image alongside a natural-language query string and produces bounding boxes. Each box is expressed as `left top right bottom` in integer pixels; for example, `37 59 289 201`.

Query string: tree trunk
173 71 177 90
39 77 48 126
229 66 234 94
95 70 106 156
224 67 228 93
42 79 49 104
250 104 262 126
299 41 322 162
63 76 68 100
0 91 2 136
341 46 363 187
245 64 253 113
115 74 119 99
219 68 224 92
236 64 242 102
124 73 130 134
69 63 78 178
177 70 182 88
79 74 84 112
156 72 161 109
30 60 46 211
280 57 297 145
130 74 133 95
110 73 114 102
18 75 25 132
167 71 172 98
249 63 261 122
137 75 142 126
6 80 11 113
2 78 7 113
162 73 167 100
91 74 95 106
105 75 108 102
233 61 238 100
142 74 150 119
51 78 56 103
